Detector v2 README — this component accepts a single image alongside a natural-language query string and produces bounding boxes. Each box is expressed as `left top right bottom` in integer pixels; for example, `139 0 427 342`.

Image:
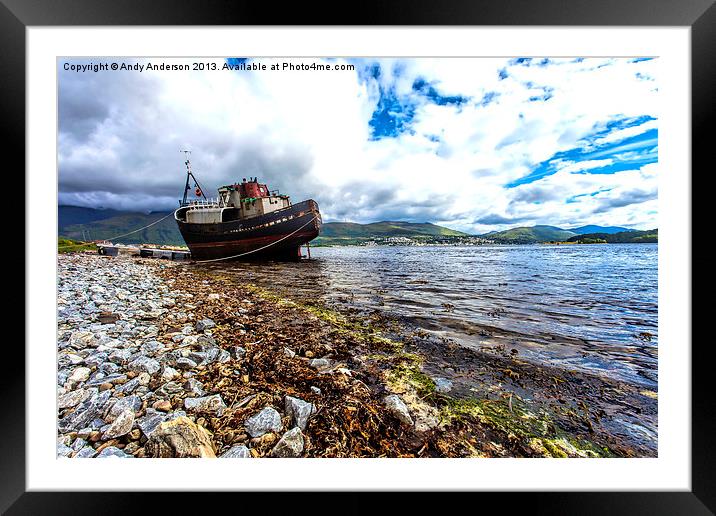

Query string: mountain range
58 205 650 246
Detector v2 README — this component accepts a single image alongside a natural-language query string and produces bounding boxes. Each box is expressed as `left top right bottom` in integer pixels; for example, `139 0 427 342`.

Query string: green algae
243 283 402 350
439 395 614 458
204 275 618 458
387 362 436 398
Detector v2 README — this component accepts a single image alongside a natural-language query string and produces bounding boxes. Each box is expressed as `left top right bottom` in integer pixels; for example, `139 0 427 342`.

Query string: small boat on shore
174 155 321 261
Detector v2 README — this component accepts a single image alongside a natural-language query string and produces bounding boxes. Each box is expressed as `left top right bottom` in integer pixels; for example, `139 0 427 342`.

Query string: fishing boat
174 154 321 261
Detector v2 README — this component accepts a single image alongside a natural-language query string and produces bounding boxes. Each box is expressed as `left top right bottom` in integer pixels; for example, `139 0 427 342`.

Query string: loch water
210 243 658 389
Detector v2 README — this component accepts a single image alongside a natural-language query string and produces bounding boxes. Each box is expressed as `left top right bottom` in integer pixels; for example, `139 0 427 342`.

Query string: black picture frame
4 0 711 513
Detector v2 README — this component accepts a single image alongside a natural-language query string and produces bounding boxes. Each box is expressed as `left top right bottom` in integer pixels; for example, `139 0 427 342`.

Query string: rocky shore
57 253 656 458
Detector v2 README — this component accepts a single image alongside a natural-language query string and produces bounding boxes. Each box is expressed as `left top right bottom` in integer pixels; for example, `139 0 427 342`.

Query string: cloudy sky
58 57 658 233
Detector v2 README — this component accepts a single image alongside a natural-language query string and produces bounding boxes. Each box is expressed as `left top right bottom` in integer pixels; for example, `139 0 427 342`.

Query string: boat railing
179 198 223 208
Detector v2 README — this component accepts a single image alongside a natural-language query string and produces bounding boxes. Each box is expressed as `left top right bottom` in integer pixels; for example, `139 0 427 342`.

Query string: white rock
245 407 283 438
270 427 304 458
284 396 315 431
384 394 413 426
220 445 251 458
68 367 91 384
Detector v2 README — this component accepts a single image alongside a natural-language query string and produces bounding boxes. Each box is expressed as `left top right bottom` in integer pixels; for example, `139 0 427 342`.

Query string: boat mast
180 150 208 205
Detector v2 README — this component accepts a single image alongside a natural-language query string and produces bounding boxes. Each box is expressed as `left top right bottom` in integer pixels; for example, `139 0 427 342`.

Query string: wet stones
284 396 315 431
384 394 413 426
145 416 216 458
270 428 305 458
245 407 283 438
184 394 226 416
433 377 453 394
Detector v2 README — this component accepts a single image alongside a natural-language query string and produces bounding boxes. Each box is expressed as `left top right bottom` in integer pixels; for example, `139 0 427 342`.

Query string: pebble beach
57 252 657 458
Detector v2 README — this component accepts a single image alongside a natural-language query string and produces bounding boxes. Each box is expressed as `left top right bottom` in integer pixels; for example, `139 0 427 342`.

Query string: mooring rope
191 215 318 263
58 211 175 250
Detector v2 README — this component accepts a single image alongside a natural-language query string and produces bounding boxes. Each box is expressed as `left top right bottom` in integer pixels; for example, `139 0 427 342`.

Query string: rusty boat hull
175 199 321 261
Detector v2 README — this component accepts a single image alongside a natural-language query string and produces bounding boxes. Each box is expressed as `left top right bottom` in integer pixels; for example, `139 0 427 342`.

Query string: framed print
4 0 713 513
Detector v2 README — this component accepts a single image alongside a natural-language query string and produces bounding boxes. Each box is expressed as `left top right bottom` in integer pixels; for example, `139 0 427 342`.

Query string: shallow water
208 244 658 389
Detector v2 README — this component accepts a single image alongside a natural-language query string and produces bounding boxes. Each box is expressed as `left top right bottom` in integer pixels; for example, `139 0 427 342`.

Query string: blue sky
58 57 658 232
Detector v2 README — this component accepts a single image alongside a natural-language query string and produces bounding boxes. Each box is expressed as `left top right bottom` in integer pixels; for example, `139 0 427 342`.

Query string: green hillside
58 237 97 254
60 210 184 246
481 225 577 244
567 229 658 244
321 221 467 238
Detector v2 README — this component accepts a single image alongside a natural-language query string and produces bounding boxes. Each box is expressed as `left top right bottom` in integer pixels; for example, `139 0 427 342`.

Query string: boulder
68 331 96 349
102 408 135 439
104 395 141 422
244 407 283 438
434 377 453 394
160 366 180 383
183 378 206 396
140 340 165 356
97 446 133 458
115 377 140 395
384 394 413 426
145 416 216 458
284 396 315 431
58 389 86 409
68 367 91 385
128 356 161 375
57 442 73 458
175 357 198 370
220 445 251 458
154 381 184 398
58 390 112 433
270 428 304 458
108 349 134 365
183 394 226 416
73 447 97 458
86 373 127 387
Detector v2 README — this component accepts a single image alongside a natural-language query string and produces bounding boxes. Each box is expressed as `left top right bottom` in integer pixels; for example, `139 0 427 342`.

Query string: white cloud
58 56 659 232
